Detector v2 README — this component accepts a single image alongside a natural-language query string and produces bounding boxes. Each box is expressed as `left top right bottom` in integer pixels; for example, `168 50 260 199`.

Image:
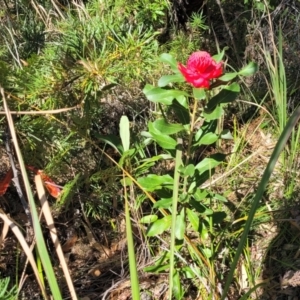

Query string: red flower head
178 51 223 88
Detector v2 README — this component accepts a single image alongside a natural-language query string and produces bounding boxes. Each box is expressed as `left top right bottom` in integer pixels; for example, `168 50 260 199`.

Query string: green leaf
200 222 208 240
171 99 190 125
193 88 206 100
121 176 132 186
153 197 172 208
158 74 185 87
206 82 240 112
202 247 212 258
182 266 196 279
138 174 174 191
179 192 189 203
172 270 184 300
147 215 172 236
144 263 169 273
193 189 208 201
187 208 199 232
160 53 178 72
94 133 123 154
218 72 238 81
213 193 228 202
238 62 258 76
195 132 218 146
174 95 188 108
120 115 130 152
190 198 213 215
195 127 203 141
183 164 195 177
203 105 224 120
135 155 167 174
140 215 158 224
143 84 187 105
212 47 228 62
175 208 186 240
220 129 233 139
212 211 227 224
153 119 185 135
187 181 197 194
148 122 177 149
118 149 135 167
195 153 226 173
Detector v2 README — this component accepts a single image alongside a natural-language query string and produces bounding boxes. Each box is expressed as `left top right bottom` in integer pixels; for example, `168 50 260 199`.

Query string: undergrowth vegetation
0 0 300 299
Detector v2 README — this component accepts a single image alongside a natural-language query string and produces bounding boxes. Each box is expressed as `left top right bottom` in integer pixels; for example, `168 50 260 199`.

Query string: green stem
169 138 183 300
183 99 198 192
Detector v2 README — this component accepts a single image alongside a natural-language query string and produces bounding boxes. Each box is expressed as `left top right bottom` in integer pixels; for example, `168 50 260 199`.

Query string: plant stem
169 138 182 300
183 99 198 192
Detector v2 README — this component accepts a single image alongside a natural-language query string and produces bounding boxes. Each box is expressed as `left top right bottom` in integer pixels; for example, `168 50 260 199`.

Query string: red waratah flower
178 51 223 88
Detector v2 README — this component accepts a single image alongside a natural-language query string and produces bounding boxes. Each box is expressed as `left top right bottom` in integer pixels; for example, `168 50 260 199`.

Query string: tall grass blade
221 105 300 299
0 209 47 299
35 175 78 300
123 176 140 300
1 86 63 299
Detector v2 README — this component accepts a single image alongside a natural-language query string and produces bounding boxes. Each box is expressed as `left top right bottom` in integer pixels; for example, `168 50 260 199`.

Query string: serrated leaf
147 215 172 236
175 208 186 240
140 215 158 224
238 62 258 76
158 74 185 87
119 115 130 152
187 208 199 232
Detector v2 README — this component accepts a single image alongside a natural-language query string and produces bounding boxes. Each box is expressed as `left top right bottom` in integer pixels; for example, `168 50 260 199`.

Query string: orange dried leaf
26 166 62 198
39 172 62 198
0 169 13 196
